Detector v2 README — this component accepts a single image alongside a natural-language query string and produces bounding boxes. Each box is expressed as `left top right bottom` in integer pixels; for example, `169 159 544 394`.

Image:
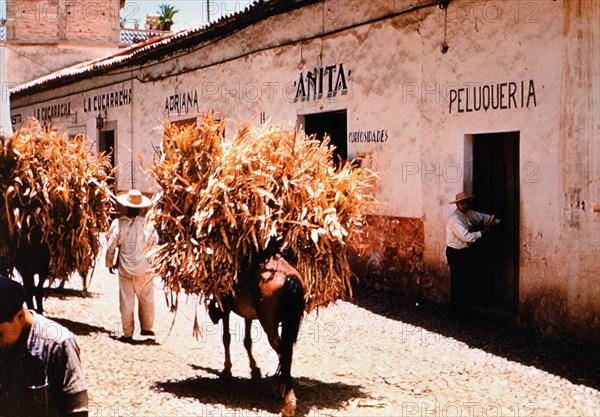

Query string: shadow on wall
349 285 600 391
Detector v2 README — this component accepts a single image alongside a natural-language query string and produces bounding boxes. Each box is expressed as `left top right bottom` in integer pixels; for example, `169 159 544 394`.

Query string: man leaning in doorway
106 189 157 343
445 191 500 319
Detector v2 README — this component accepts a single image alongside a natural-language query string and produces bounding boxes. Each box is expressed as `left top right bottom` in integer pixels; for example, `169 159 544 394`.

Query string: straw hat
116 189 152 208
449 192 474 204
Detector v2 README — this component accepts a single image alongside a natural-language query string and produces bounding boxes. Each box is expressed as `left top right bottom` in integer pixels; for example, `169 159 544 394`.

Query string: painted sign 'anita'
294 63 350 102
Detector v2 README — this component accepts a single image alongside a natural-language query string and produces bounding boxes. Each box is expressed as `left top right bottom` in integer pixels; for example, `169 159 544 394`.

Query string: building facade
9 0 600 344
2 0 125 86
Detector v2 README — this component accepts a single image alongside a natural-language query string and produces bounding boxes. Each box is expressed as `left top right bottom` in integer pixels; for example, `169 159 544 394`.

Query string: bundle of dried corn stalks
0 120 114 282
151 115 377 311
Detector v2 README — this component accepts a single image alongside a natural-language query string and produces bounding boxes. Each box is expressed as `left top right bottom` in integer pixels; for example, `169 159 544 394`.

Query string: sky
0 1 256 32
120 0 256 31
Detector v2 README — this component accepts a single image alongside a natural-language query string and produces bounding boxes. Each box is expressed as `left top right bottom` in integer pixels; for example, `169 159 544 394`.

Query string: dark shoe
141 329 155 336
118 335 134 343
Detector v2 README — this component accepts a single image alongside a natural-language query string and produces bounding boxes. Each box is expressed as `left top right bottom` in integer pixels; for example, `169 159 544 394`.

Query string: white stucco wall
0 45 12 136
414 0 599 341
6 44 120 86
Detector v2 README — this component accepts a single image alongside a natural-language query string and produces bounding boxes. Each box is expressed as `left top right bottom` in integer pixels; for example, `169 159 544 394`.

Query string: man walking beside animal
106 190 157 343
0 276 89 416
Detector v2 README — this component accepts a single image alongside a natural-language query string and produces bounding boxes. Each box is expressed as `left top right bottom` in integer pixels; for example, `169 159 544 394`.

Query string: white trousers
119 273 155 337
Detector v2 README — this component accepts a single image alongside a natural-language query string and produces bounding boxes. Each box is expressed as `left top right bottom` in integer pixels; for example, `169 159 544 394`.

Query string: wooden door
99 129 115 191
472 131 519 310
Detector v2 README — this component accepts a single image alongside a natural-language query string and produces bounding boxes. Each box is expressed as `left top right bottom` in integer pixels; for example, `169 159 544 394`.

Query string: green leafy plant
157 4 179 28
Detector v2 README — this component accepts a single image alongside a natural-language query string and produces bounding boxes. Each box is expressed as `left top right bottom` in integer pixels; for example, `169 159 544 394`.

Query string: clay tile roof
120 29 168 45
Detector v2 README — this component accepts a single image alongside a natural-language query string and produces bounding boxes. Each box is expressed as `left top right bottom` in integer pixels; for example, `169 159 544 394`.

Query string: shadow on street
350 286 600 390
49 316 113 337
46 287 92 299
154 365 366 417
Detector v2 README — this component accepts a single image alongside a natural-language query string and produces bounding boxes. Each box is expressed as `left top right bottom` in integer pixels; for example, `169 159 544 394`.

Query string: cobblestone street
40 252 599 417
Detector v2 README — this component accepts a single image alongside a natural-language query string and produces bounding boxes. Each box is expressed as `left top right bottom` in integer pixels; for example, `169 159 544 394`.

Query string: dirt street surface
40 254 599 417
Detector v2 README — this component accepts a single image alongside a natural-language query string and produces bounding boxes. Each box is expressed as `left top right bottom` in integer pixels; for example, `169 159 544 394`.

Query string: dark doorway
99 130 115 190
471 131 519 311
304 110 347 163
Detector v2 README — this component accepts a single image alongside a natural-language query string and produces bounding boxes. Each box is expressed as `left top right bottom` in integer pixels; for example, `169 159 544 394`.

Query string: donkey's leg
34 273 47 314
275 325 299 416
21 271 36 311
82 272 89 297
35 288 44 314
20 270 43 313
220 311 233 379
275 335 294 400
282 389 297 417
243 318 262 379
258 318 281 354
278 276 304 416
259 316 285 400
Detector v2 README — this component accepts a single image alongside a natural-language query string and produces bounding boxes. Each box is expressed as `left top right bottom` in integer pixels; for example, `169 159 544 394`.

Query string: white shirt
446 209 499 250
105 214 156 276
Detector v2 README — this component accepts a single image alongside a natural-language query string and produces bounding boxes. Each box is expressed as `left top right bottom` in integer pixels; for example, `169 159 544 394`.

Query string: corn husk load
151 115 377 312
0 120 114 282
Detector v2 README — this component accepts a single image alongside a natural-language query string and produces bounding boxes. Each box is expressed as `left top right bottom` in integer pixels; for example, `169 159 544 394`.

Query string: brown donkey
208 251 305 416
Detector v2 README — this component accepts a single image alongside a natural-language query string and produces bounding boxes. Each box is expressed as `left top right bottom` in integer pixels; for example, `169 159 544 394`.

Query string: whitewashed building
8 0 600 345
0 41 11 136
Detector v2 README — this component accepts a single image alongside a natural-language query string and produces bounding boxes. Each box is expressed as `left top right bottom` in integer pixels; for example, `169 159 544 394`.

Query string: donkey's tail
276 275 305 395
281 276 305 346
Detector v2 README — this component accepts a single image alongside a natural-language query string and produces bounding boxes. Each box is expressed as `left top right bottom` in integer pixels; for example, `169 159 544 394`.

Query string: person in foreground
106 189 157 343
0 276 89 417
445 191 501 318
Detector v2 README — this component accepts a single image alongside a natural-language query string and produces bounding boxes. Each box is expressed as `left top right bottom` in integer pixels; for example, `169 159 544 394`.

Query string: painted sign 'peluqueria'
448 80 538 113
